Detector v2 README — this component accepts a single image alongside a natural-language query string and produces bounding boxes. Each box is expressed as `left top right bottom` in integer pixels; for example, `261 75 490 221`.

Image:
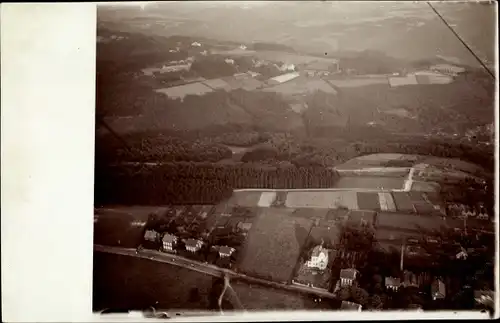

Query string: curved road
94 244 338 301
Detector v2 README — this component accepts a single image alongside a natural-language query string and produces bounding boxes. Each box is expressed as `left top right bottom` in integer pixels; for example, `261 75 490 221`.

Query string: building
306 244 329 271
340 301 362 312
218 246 235 258
431 279 446 300
185 239 203 253
430 64 465 76
385 277 401 291
144 230 159 242
268 72 300 84
191 41 202 47
162 233 178 252
339 268 358 287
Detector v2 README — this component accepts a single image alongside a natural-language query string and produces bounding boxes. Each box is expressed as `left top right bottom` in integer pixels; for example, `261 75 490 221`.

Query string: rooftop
162 233 177 243
340 268 358 280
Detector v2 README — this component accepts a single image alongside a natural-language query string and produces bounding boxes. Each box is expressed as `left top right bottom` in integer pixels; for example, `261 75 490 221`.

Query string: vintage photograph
93 1 497 317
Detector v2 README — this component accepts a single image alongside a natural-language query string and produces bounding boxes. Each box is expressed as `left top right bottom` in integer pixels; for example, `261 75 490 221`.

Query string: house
162 233 178 252
185 239 203 252
431 279 446 300
144 230 159 242
305 243 329 271
225 58 235 65
191 41 202 47
218 246 235 258
339 268 358 287
340 301 362 312
239 45 247 50
385 277 401 291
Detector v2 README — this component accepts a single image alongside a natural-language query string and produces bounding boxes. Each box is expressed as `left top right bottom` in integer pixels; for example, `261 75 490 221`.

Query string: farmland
333 176 404 190
285 191 359 209
237 208 313 283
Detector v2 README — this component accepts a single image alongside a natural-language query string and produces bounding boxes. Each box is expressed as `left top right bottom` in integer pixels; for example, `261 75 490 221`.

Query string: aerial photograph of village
93 1 497 317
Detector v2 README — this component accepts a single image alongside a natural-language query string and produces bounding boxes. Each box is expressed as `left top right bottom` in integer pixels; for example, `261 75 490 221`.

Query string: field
333 176 404 190
328 77 389 88
391 191 416 212
238 208 312 283
291 208 329 220
262 77 337 96
226 191 263 207
376 212 447 233
285 191 358 209
155 82 214 100
308 225 342 247
378 192 397 211
345 210 377 227
93 252 214 311
356 192 381 210
202 78 232 90
230 280 320 310
257 191 277 207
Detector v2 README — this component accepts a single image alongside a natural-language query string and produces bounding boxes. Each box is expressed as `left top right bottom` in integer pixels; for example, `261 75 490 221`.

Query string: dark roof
385 276 401 287
162 233 177 243
185 239 202 247
340 268 358 280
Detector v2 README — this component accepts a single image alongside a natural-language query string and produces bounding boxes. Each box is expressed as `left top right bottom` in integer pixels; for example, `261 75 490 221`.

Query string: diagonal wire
427 1 495 80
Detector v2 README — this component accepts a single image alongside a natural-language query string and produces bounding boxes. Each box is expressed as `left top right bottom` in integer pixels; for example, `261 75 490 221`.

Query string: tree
351 286 370 306
338 286 351 301
370 294 384 310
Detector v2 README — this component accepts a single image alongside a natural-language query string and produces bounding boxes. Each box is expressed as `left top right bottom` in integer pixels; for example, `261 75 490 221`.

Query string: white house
306 244 329 270
385 277 401 291
218 246 235 258
185 239 203 253
162 233 178 252
191 42 202 47
339 268 358 287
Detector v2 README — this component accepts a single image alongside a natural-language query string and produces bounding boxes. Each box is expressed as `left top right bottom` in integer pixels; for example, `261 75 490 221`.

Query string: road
94 244 338 301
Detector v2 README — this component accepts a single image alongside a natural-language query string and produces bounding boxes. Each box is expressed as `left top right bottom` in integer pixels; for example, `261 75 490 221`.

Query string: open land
237 208 312 283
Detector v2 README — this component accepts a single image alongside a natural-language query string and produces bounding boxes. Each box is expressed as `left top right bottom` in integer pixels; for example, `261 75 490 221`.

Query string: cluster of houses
447 203 490 220
142 229 235 261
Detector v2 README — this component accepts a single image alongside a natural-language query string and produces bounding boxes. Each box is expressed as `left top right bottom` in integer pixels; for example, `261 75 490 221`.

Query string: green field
237 208 312 283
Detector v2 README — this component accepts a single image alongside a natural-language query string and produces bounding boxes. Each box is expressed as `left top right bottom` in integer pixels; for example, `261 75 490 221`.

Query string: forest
95 163 341 206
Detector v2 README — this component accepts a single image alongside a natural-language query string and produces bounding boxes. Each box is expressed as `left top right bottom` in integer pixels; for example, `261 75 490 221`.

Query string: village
107 177 495 311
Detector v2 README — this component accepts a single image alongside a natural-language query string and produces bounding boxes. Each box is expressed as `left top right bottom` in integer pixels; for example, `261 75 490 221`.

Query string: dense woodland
95 163 340 205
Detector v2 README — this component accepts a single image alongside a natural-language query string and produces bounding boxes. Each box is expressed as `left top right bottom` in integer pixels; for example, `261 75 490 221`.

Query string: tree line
94 163 340 205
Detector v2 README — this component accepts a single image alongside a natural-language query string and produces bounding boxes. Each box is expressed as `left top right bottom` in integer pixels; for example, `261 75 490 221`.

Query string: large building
306 244 329 270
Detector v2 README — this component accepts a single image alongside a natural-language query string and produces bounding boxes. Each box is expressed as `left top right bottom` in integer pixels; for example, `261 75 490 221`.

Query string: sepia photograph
92 1 497 318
